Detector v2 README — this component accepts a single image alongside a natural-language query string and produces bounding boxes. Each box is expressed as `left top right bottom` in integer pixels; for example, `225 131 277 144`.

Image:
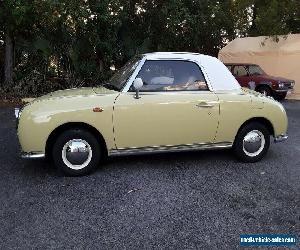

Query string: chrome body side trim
109 142 232 156
21 152 45 159
274 134 288 143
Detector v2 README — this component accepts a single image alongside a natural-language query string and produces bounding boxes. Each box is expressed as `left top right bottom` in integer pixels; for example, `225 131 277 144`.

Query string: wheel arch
236 117 275 140
45 122 108 159
255 82 273 92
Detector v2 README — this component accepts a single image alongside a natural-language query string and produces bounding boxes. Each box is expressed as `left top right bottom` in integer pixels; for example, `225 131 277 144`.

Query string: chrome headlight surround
15 108 21 119
15 104 27 119
14 101 32 119
278 82 285 89
15 107 23 130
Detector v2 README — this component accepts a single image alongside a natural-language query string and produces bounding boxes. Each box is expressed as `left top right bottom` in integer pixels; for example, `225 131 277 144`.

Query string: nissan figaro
15 52 288 176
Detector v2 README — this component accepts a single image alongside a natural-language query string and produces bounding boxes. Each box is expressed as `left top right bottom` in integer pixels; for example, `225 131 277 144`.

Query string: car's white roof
144 52 203 60
144 52 225 63
143 52 241 91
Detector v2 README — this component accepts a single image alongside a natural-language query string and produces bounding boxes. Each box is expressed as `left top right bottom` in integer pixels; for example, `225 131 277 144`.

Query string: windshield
247 65 265 76
107 56 141 90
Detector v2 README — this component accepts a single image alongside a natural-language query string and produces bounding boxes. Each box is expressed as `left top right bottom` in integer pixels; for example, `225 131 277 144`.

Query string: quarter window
133 60 208 91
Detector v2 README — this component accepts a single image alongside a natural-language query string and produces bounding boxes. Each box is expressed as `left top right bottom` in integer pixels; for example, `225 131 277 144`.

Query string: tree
234 0 300 37
1 0 300 97
0 0 37 87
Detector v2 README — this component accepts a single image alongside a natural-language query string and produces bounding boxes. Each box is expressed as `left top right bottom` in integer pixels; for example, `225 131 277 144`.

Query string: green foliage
0 0 299 97
234 0 300 36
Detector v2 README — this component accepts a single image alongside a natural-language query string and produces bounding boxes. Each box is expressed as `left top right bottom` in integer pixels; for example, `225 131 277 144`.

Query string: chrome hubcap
62 139 92 170
243 130 265 157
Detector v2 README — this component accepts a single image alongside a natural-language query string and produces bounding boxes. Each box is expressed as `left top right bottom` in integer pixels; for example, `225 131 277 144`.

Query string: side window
133 60 208 91
233 66 248 76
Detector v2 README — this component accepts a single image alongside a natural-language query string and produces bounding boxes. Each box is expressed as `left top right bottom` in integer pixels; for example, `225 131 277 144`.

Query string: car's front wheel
52 129 101 176
233 122 270 163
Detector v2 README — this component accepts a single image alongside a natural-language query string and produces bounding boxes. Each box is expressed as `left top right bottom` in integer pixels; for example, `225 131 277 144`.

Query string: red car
225 63 295 100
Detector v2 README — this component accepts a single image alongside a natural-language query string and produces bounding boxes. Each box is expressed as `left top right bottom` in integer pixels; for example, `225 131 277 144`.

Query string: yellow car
15 52 288 176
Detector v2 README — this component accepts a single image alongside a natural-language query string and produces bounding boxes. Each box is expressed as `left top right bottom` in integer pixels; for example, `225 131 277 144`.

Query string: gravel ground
0 101 299 250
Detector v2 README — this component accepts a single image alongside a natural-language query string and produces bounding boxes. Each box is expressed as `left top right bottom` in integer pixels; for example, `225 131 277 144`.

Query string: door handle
196 102 215 108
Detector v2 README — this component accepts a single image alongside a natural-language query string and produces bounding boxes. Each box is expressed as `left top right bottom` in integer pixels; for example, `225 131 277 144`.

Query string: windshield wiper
102 83 120 91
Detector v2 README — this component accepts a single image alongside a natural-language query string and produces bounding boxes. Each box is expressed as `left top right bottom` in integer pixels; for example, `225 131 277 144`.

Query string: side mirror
133 78 143 99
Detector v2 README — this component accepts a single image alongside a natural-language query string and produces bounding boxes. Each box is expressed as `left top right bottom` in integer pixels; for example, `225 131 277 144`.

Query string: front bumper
274 89 288 93
21 152 45 159
274 134 288 143
274 89 292 94
274 82 294 94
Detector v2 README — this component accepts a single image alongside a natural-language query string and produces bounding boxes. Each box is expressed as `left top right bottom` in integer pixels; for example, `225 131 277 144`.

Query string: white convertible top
144 52 241 91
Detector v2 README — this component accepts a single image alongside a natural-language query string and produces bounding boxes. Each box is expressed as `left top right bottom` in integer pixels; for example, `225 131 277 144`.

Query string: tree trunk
96 49 104 72
4 29 14 87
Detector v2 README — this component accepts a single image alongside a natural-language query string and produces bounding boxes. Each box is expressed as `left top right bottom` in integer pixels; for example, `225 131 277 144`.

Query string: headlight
15 108 21 119
15 107 23 130
278 82 285 89
15 106 25 119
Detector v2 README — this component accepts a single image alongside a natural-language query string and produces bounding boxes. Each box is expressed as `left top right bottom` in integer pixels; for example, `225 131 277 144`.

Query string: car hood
31 87 117 103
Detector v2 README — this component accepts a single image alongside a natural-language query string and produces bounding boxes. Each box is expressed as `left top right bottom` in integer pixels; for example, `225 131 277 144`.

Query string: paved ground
0 101 299 250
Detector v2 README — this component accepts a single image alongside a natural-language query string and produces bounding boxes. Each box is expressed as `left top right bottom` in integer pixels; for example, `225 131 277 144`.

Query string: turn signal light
93 107 104 112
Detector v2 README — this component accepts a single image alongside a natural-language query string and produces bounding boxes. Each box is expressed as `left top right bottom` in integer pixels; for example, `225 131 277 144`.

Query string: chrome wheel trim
62 139 92 170
242 130 265 157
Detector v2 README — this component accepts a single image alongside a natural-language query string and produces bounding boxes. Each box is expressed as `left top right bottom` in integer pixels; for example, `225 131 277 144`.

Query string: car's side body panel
214 90 288 143
113 91 220 149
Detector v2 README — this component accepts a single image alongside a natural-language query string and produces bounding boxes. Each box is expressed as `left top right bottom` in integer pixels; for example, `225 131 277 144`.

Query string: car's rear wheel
52 129 101 176
257 86 272 97
233 122 270 163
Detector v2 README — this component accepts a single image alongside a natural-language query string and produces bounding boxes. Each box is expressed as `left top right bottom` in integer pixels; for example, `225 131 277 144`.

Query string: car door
233 65 251 88
113 60 220 149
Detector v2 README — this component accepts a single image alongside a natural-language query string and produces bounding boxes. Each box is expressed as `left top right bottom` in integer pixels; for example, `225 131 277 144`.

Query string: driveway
0 101 299 249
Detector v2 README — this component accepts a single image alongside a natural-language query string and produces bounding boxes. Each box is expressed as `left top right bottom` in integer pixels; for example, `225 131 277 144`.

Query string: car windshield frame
247 65 265 76
106 56 141 91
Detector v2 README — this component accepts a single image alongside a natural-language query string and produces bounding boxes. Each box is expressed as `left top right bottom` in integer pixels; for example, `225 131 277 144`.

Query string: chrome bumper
21 152 45 159
274 88 294 94
274 134 288 143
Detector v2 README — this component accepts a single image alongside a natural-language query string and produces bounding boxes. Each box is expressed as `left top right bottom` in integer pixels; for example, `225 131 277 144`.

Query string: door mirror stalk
133 78 143 99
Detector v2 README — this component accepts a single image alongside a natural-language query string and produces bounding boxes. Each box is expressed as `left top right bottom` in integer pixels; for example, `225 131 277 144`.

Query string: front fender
18 94 117 154
262 99 288 137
